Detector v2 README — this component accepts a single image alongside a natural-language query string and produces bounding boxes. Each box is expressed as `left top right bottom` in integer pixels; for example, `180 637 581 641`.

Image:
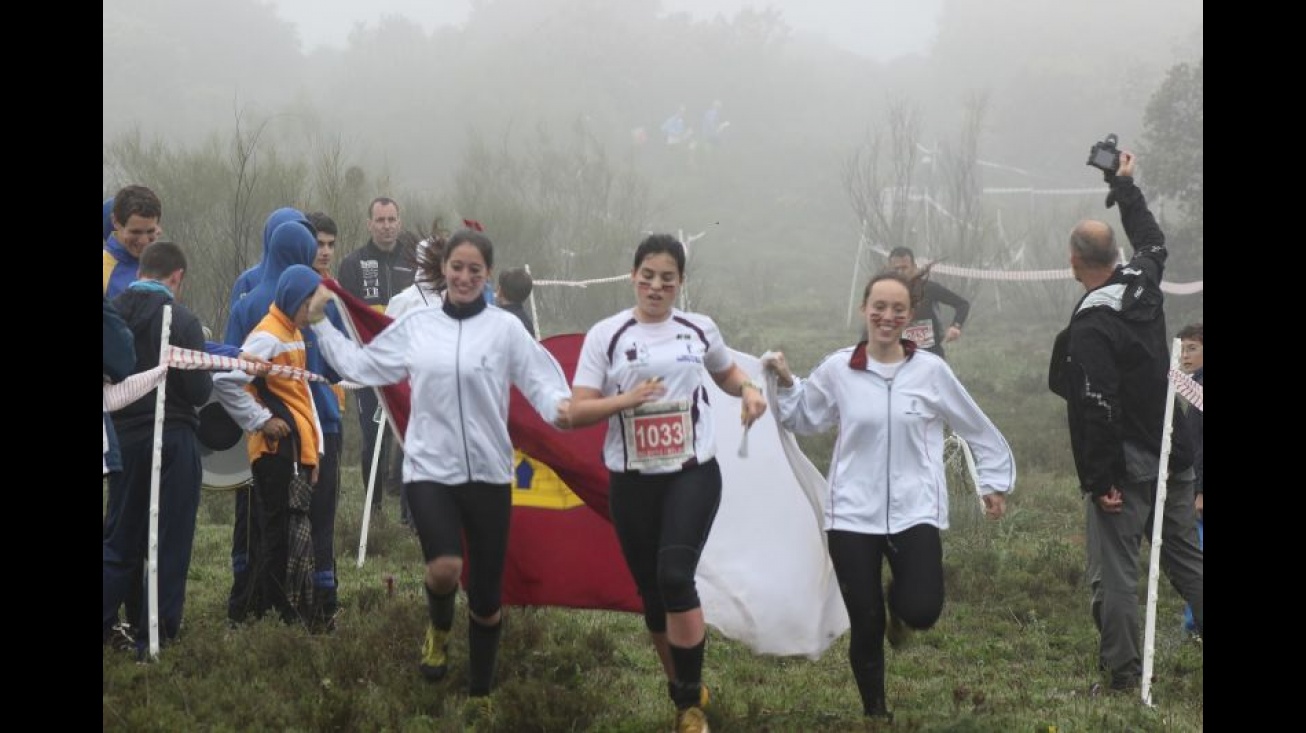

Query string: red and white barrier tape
1169 369 1203 412
165 346 328 383
103 366 168 412
103 348 330 412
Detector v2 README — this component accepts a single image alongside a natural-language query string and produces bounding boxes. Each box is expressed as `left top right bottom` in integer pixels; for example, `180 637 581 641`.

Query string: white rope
858 242 1203 294
532 273 630 288
525 245 1196 291
981 186 1110 196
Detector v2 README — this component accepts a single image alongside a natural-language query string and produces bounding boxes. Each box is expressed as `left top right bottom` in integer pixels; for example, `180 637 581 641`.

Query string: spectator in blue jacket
223 219 319 624
228 207 313 313
103 185 162 299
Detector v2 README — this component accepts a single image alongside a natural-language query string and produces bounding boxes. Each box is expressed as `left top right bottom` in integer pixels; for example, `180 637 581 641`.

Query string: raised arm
1111 151 1166 280
306 285 408 387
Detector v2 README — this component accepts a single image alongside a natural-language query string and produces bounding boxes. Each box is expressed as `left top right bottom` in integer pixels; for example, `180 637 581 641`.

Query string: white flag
698 351 849 659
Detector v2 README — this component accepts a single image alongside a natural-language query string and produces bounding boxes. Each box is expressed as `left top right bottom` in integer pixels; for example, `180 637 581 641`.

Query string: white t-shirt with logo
574 308 734 474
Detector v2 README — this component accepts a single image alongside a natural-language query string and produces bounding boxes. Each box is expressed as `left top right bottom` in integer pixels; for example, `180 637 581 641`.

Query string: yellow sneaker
419 625 449 681
667 681 711 709
462 695 495 726
674 706 710 733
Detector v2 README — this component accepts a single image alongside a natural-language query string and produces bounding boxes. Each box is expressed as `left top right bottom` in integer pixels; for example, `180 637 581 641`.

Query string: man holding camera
1047 146 1202 693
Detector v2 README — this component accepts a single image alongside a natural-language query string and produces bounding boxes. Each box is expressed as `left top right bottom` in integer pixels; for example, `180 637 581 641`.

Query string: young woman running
307 229 572 701
566 234 767 733
764 267 1014 720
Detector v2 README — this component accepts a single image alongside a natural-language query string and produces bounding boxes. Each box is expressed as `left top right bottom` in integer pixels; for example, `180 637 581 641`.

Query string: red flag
320 280 412 444
506 334 612 516
323 279 640 612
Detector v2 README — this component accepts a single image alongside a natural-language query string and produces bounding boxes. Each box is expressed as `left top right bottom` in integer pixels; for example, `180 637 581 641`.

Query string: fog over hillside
103 0 1202 343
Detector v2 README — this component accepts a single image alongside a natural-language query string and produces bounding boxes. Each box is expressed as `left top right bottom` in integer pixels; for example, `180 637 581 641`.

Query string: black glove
1102 169 1118 209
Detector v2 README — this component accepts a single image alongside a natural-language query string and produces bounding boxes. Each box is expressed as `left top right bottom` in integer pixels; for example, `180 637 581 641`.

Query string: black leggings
406 481 512 618
609 459 722 633
827 524 944 667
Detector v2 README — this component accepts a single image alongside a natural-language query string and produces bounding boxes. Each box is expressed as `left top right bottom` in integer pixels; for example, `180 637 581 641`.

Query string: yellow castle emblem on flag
511 449 584 509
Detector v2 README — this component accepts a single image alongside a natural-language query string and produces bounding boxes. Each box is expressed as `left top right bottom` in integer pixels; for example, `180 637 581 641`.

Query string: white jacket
385 281 442 319
312 303 571 485
775 345 1014 534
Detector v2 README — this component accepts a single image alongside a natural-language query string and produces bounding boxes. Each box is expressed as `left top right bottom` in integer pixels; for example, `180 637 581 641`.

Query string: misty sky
268 0 943 61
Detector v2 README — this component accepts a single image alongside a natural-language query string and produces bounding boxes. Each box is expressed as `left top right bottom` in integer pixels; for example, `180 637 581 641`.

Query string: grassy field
102 318 1203 732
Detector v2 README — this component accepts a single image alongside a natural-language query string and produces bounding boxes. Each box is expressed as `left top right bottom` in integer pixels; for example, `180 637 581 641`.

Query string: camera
1086 133 1120 173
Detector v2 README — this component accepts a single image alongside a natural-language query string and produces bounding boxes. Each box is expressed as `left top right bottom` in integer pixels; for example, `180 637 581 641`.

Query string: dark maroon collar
848 339 917 370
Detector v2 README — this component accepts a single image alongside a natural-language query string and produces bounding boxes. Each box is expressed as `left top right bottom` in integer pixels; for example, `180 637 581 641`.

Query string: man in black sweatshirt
103 241 213 654
336 197 415 519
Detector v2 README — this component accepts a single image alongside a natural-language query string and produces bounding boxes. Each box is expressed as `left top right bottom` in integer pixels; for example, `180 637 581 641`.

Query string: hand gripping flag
321 279 641 612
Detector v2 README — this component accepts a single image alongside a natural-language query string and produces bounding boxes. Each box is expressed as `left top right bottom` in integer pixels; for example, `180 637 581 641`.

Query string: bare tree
843 97 925 267
933 93 989 257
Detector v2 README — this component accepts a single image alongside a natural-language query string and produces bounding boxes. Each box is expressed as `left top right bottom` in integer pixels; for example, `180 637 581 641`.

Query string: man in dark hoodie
337 197 415 518
103 241 213 653
223 219 320 624
1047 149 1202 693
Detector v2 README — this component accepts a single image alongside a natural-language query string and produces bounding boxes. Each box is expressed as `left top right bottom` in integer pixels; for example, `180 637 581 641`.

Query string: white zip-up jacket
775 343 1015 534
312 300 571 485
385 280 442 319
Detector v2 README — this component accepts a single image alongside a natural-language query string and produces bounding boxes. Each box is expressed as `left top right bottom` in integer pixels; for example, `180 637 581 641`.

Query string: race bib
621 400 693 471
903 320 936 349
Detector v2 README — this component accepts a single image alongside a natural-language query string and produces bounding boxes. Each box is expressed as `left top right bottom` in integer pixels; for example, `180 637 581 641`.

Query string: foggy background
269 0 943 62
102 0 1203 350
